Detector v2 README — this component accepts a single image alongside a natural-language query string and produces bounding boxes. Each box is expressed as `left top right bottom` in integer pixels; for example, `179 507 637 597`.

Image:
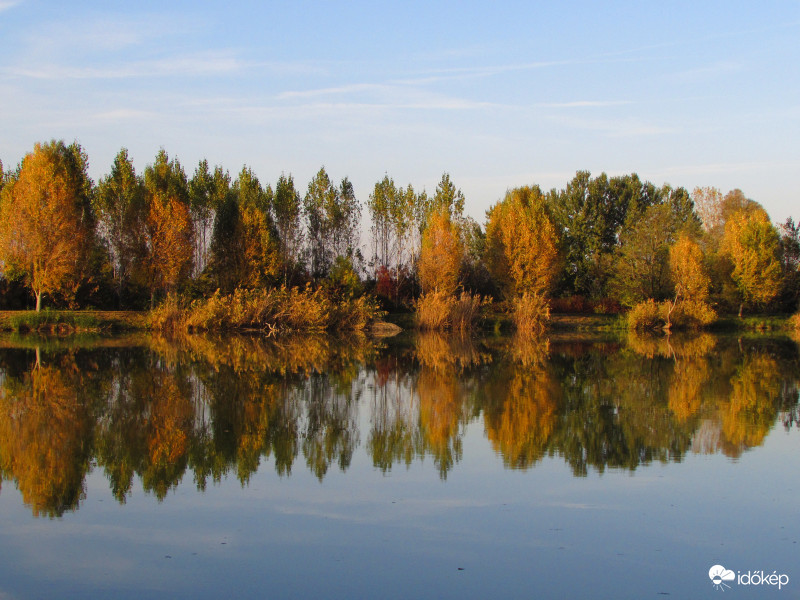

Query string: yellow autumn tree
144 196 194 302
663 232 717 328
669 233 710 301
0 142 92 310
485 186 559 333
418 208 462 296
139 149 195 305
721 207 781 316
485 186 559 298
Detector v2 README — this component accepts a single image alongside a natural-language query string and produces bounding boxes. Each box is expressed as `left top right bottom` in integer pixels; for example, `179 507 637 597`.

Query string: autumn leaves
0 141 795 330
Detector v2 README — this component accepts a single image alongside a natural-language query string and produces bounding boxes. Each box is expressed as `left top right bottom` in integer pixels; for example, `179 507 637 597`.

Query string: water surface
0 331 797 598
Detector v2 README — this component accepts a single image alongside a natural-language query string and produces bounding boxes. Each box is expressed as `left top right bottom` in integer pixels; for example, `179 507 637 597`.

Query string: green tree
208 167 280 291
332 177 361 262
549 172 680 298
189 162 233 277
368 175 399 272
431 172 465 218
95 148 146 304
189 159 215 275
612 203 679 306
304 167 338 278
272 173 303 285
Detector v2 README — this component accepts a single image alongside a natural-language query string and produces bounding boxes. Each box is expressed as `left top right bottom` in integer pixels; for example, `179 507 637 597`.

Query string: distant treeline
0 140 798 322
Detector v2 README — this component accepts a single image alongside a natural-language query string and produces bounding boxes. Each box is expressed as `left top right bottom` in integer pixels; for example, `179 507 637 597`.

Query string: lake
0 331 797 599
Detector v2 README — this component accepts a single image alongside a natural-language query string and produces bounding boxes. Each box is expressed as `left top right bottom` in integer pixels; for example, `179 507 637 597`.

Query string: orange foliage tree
484 186 559 298
0 142 94 310
141 150 194 304
418 208 463 296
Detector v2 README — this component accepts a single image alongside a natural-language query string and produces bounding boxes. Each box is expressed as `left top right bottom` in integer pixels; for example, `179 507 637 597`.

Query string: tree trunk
35 292 42 312
738 303 743 318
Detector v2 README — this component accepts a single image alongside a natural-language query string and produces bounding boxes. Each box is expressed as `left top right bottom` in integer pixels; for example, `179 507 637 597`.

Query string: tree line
0 140 798 318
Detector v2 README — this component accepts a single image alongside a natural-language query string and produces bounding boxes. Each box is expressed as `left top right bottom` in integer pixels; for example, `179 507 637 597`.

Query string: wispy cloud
667 60 744 84
94 109 158 122
0 1 23 12
277 82 387 100
4 51 248 80
535 100 633 109
653 160 800 178
550 114 677 137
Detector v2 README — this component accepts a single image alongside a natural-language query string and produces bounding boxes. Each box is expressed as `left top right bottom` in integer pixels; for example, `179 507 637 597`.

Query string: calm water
0 331 798 599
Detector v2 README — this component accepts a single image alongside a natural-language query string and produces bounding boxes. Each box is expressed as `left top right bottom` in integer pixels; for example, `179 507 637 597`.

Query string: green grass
0 310 148 332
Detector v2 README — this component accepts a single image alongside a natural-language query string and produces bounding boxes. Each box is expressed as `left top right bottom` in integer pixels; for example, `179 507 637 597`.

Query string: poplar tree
95 148 146 303
142 149 194 304
272 173 303 285
418 209 462 295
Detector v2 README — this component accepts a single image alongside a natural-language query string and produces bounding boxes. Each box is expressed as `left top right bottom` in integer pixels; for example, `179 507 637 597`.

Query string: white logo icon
709 565 736 591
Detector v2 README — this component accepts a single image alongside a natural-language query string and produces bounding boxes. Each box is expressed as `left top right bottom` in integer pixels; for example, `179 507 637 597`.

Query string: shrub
416 290 454 330
450 292 490 332
627 299 664 331
512 292 550 335
549 295 622 315
415 290 488 331
628 298 717 331
667 299 717 330
787 312 800 338
153 286 384 334
328 295 384 332
149 297 186 334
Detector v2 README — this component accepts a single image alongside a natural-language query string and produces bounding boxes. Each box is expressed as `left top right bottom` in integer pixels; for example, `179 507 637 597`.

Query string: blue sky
1 0 798 223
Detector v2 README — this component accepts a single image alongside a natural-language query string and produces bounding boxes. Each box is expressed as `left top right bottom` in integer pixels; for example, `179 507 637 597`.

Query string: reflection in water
0 331 797 516
0 351 97 517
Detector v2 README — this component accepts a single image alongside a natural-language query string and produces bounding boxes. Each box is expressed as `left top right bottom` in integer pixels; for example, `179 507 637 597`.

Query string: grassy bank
0 310 148 333
0 307 794 336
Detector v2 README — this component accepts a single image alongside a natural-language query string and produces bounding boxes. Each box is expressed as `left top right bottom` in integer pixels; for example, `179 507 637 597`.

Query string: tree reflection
483 335 558 469
0 331 796 517
718 353 783 454
0 349 101 517
414 333 487 478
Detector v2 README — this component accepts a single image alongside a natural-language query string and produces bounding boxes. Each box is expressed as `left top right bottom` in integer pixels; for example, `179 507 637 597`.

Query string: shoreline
0 309 793 336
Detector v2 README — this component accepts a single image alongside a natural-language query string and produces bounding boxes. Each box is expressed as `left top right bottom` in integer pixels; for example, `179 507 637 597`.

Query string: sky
1 0 798 224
